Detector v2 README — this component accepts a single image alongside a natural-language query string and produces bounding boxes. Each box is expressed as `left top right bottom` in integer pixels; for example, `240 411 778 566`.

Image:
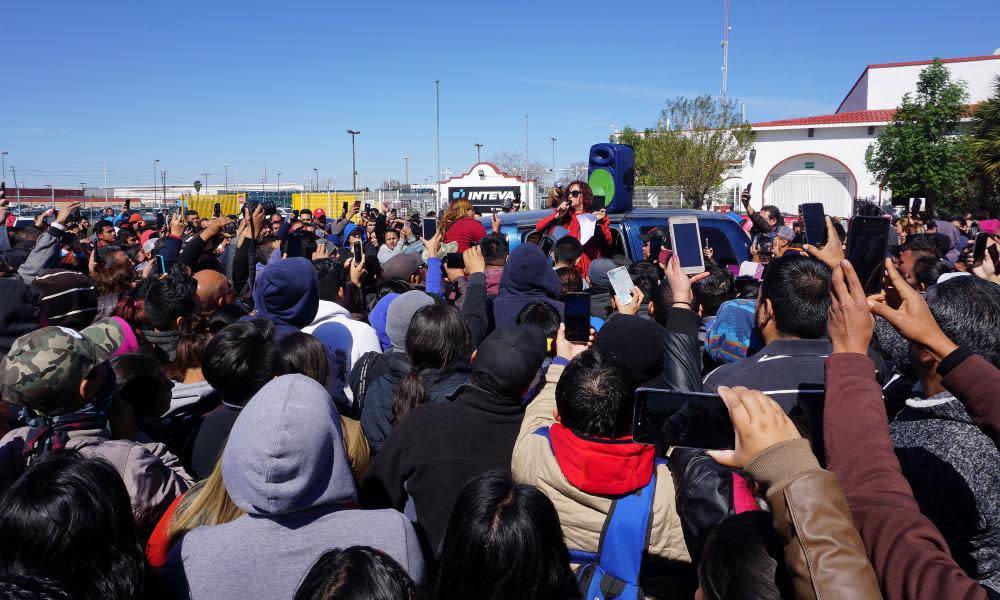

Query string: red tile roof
867 54 1000 70
751 108 895 128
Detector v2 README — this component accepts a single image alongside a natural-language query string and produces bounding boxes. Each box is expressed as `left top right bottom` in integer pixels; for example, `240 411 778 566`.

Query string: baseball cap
1 318 137 414
129 212 143 223
313 208 326 219
473 325 547 396
776 226 795 241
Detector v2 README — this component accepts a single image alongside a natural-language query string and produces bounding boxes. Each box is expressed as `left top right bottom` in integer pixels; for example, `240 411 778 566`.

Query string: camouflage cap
0 325 108 414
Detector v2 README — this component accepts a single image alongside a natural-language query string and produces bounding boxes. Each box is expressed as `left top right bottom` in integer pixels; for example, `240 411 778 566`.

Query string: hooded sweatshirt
0 278 42 357
161 375 425 600
303 299 382 401
491 244 563 329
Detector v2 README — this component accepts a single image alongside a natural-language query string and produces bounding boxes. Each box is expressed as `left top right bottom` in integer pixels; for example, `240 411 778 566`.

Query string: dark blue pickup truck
480 207 751 267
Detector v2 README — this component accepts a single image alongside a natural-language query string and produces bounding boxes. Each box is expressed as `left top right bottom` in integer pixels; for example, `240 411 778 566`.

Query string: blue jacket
491 243 563 330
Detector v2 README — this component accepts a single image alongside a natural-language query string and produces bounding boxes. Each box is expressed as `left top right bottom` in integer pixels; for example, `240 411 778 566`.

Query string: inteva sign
449 186 521 206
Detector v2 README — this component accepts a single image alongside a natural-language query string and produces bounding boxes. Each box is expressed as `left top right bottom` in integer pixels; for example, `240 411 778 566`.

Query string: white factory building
737 52 1000 217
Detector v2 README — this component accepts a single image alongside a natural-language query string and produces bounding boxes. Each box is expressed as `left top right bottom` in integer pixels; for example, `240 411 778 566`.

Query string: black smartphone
446 252 464 269
69 207 82 221
364 203 371 213
353 240 363 259
591 195 606 212
911 198 922 216
125 199 131 210
846 216 890 295
744 182 752 194
342 201 349 215
648 237 662 261
801 203 827 246
155 212 165 230
633 388 734 449
422 218 437 240
213 203 221 218
563 292 591 343
973 232 989 264
284 234 304 258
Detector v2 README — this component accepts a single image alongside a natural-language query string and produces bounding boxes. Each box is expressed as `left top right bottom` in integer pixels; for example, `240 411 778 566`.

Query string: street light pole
435 79 441 207
474 143 483 163
202 173 210 196
1 151 7 183
403 156 409 188
224 163 229 194
313 168 319 192
153 159 159 208
347 130 360 196
550 137 557 185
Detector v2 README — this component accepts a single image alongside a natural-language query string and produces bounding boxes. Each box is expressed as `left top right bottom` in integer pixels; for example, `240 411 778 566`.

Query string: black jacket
660 307 705 392
362 384 524 555
189 403 241 479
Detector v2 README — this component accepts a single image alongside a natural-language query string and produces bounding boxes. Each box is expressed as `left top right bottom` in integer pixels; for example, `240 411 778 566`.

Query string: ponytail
392 367 428 424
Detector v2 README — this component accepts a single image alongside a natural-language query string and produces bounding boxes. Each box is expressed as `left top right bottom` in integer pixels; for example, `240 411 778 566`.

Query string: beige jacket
511 362 691 565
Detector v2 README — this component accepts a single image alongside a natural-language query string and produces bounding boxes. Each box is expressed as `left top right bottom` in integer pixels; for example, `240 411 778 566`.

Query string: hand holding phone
421 218 437 240
704 386 801 469
352 240 364 260
607 266 635 306
669 217 706 274
633 388 734 449
563 292 591 342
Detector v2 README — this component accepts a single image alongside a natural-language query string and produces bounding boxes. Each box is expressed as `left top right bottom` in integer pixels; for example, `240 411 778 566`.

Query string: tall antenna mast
721 0 730 102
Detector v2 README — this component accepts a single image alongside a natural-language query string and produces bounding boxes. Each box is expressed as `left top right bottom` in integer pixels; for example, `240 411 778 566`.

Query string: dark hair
367 280 412 313
565 180 595 212
392 304 471 423
760 205 782 223
694 266 736 317
208 303 248 333
556 349 634 438
91 246 133 297
627 261 660 302
901 234 942 258
925 276 1000 368
280 332 331 387
0 453 145 600
698 511 792 600
143 268 198 330
174 315 213 375
95 220 115 235
524 231 544 246
734 276 762 300
911 257 952 290
256 237 278 265
314 258 347 303
855 201 884 217
479 233 509 266
432 473 577 600
517 301 561 339
0 575 73 599
553 236 583 265
556 267 583 296
110 352 167 422
184 209 199 218
650 281 674 327
202 320 284 406
759 255 831 339
294 546 417 600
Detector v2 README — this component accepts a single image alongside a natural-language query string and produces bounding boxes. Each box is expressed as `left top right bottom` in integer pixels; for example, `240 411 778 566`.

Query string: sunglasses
568 190 583 198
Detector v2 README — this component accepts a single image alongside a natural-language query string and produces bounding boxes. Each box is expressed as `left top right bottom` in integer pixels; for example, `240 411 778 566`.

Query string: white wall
838 71 869 113
737 124 885 217
436 163 537 209
864 58 1000 110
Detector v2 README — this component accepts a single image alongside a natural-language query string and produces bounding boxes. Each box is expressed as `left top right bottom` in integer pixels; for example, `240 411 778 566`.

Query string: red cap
129 213 143 223
313 208 325 219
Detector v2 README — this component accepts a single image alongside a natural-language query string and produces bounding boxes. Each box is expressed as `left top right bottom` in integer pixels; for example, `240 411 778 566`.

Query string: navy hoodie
491 244 563 329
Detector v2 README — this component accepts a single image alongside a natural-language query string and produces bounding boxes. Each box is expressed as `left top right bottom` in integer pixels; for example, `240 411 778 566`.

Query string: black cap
473 325 547 396
593 315 665 385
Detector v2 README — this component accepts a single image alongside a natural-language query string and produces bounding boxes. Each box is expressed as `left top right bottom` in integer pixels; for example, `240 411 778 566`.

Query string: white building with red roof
738 52 1000 217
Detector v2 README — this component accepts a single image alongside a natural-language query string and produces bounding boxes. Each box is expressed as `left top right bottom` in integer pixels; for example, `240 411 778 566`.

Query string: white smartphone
607 266 635 306
669 216 706 275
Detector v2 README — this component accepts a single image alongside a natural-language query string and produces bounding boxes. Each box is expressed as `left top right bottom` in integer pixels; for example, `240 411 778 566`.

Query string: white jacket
303 300 381 401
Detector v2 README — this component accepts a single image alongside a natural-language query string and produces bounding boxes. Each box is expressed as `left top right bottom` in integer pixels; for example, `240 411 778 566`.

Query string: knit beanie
31 269 99 330
386 290 434 352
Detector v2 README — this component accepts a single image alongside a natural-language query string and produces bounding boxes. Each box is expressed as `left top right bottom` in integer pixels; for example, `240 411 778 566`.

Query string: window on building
807 128 815 138
867 126 875 136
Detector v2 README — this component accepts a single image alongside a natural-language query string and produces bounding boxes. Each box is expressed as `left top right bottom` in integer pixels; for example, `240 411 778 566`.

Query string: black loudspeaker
588 143 635 213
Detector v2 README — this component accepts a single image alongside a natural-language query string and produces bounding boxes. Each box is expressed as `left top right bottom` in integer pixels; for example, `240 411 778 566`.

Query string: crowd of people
0 180 998 600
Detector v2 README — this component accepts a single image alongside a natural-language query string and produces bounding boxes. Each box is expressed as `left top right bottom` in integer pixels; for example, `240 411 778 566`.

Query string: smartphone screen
563 292 591 342
446 252 465 269
846 216 890 295
591 195 606 212
911 198 922 215
422 218 437 240
607 266 635 306
342 201 349 215
801 203 827 246
352 240 363 259
633 388 734 449
213 203 221 218
156 212 165 230
744 182 752 194
648 237 662 260
973 232 989 263
671 220 704 272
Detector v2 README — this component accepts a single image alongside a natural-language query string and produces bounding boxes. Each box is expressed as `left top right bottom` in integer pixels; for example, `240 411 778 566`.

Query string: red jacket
535 209 612 278
443 216 487 252
824 351 993 600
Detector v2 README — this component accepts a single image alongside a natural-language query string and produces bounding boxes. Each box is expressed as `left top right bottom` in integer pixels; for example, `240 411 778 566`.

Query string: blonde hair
440 198 474 236
166 458 244 550
547 187 564 209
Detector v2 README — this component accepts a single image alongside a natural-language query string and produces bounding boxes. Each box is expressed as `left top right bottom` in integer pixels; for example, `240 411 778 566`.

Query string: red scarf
548 422 655 496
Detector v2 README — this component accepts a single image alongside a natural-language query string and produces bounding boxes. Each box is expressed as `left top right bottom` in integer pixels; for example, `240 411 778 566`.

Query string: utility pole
103 164 108 208
153 159 159 208
80 182 87 211
313 168 319 192
224 163 229 193
550 137 557 185
403 156 410 188
721 0 730 102
202 173 210 196
1 151 7 183
474 143 483 163
10 165 17 189
161 171 167 207
46 185 54 209
524 113 529 182
435 79 441 206
347 129 360 196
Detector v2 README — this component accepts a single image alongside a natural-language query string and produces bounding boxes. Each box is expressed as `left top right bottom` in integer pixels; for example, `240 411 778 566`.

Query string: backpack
533 426 657 600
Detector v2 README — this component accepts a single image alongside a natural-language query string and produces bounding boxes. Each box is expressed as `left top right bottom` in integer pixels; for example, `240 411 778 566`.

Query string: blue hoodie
491 243 563 330
162 375 425 599
252 257 320 334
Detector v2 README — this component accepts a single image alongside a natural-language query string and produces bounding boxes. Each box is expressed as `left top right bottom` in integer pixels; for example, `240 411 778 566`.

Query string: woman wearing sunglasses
534 180 610 277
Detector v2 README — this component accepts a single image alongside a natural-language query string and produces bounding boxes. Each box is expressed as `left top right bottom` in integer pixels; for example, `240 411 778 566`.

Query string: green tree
618 96 752 207
972 76 1000 204
866 60 975 215
193 180 202 193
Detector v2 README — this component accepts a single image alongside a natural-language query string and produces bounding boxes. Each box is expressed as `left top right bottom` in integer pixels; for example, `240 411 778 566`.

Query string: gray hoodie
161 374 425 599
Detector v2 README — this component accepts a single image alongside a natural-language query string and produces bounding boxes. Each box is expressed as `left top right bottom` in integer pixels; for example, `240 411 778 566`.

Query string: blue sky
3 0 999 190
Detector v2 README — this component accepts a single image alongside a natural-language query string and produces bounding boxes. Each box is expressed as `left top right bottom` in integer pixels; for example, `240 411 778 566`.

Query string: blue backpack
534 427 658 600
